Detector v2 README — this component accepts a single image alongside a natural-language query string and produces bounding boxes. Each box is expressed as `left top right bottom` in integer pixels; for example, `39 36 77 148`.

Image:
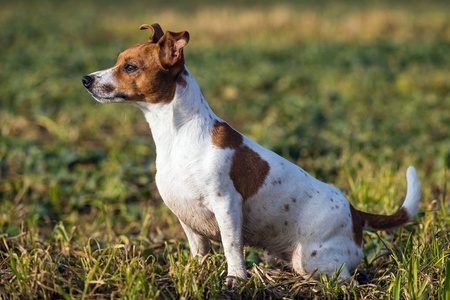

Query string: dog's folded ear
139 23 165 43
157 31 190 68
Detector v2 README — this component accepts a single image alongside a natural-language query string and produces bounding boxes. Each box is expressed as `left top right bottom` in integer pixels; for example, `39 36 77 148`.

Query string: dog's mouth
86 88 129 104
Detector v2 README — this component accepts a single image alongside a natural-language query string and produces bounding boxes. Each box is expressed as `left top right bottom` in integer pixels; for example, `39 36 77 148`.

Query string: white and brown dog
82 23 421 286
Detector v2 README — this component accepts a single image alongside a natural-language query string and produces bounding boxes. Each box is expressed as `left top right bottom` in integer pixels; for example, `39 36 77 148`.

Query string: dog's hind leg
291 244 355 284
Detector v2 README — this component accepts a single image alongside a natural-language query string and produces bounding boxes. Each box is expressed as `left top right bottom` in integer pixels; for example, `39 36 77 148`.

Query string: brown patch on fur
230 145 270 200
102 84 114 93
311 250 317 257
211 120 270 201
177 68 189 87
272 179 282 186
210 120 243 148
284 204 290 212
284 221 288 226
363 206 410 229
350 204 410 247
292 198 297 203
350 205 364 246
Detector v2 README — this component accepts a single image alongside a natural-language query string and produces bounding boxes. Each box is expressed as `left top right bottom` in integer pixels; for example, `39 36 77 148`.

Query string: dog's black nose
82 75 94 88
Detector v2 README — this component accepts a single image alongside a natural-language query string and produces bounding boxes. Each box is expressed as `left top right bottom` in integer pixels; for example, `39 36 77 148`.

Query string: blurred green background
1 0 449 242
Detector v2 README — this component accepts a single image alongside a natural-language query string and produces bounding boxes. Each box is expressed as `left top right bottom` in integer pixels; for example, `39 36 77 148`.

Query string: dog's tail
352 166 421 232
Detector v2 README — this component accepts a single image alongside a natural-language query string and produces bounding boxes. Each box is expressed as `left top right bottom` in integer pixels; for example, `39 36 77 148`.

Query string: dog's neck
131 67 217 156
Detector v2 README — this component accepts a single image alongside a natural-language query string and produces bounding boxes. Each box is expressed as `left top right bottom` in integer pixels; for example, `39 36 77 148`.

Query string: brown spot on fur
284 221 288 226
102 84 114 93
211 120 270 200
319 244 323 248
347 249 351 255
272 179 282 185
350 204 410 247
217 192 221 197
331 198 334 202
176 70 187 87
292 198 297 203
311 250 317 257
210 120 243 149
284 204 290 212
230 146 270 200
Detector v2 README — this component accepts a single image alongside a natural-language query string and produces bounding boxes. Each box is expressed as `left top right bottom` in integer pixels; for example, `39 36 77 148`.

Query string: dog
82 23 421 286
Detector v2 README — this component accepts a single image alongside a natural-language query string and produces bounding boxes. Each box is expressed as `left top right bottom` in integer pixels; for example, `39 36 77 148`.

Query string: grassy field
1 0 449 298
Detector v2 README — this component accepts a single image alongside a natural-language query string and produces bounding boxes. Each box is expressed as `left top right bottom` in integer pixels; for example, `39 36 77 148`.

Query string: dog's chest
154 147 222 240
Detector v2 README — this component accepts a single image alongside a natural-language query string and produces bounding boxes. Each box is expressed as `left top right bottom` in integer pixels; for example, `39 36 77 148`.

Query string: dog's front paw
224 276 243 289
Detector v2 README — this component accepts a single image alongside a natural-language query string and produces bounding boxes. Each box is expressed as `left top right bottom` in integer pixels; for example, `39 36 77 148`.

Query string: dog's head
82 23 189 104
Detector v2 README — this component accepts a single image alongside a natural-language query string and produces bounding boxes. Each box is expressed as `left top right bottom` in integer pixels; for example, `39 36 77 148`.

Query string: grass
1 0 449 298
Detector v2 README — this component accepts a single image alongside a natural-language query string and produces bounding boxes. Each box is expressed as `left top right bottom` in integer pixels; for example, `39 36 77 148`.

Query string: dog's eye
123 64 138 73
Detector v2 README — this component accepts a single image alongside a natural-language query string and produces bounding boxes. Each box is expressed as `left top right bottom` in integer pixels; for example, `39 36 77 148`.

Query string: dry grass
101 5 450 47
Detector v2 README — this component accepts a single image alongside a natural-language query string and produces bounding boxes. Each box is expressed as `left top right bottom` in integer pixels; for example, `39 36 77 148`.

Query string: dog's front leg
180 220 210 259
213 196 247 287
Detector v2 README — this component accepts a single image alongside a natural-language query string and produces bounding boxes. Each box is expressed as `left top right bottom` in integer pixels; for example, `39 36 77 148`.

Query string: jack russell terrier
82 23 421 286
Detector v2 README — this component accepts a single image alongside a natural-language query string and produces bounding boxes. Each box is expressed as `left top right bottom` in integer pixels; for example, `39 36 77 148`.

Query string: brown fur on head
86 24 190 104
